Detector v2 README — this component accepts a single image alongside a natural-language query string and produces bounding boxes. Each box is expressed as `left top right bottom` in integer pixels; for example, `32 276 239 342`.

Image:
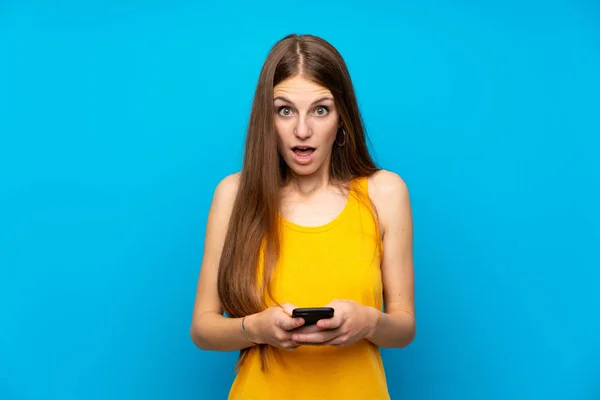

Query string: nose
294 117 312 140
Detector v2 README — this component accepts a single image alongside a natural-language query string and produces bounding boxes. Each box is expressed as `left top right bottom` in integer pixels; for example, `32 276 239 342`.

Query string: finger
276 303 305 330
275 337 301 351
283 342 301 351
278 315 305 331
291 328 342 345
290 324 323 334
322 334 351 347
279 302 296 316
317 314 343 330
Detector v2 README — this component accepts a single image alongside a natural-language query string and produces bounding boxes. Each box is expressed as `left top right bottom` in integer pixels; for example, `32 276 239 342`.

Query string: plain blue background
1 1 599 399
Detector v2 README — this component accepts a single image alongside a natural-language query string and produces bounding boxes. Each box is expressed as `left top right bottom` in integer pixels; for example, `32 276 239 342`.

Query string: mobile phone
291 307 334 326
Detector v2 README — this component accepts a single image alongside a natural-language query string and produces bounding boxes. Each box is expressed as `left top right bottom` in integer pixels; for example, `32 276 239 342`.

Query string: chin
289 167 318 176
284 159 323 177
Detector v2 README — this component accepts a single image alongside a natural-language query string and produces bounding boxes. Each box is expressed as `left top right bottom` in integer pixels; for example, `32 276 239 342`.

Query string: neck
286 164 331 196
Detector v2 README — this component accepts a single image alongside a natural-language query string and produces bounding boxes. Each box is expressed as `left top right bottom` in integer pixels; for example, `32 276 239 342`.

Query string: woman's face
273 75 340 177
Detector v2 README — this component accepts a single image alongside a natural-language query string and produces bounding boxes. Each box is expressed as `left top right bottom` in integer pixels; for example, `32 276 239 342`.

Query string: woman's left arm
364 170 416 348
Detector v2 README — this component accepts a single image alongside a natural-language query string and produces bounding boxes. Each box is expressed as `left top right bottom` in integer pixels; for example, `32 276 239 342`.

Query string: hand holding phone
290 300 378 348
245 303 307 350
291 307 334 326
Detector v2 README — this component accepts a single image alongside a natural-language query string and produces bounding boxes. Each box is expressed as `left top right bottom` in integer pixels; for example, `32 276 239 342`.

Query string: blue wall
1 1 599 399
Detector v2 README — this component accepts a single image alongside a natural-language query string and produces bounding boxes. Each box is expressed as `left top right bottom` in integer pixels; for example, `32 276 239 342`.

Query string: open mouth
291 146 316 164
292 146 316 156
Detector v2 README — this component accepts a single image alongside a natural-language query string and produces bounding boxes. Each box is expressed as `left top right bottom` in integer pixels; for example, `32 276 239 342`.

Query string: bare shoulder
213 172 241 201
206 172 241 229
210 172 241 212
368 169 408 196
367 169 411 231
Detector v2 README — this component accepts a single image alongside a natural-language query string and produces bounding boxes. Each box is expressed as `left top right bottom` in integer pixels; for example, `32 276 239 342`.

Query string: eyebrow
273 96 334 106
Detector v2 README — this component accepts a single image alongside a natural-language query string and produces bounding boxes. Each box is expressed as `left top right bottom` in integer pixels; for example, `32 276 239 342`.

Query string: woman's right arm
189 173 305 351
189 173 256 351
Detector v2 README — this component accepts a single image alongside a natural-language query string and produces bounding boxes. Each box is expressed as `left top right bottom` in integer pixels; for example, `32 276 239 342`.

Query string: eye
314 106 329 116
277 106 294 117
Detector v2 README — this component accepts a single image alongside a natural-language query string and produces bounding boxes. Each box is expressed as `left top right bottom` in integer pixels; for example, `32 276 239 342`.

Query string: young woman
190 33 416 399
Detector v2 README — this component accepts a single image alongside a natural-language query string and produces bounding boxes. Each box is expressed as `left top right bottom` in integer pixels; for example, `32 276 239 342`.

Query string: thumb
279 302 296 317
278 303 305 330
317 311 342 329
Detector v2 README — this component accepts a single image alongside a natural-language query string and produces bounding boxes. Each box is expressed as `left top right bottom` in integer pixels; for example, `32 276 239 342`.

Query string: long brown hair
217 33 380 372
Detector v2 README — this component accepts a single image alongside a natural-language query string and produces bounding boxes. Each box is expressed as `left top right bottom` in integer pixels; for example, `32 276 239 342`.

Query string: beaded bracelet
241 316 256 344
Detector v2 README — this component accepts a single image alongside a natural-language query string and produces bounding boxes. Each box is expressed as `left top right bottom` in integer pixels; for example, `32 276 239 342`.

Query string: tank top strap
351 175 370 196
348 175 373 213
350 174 383 245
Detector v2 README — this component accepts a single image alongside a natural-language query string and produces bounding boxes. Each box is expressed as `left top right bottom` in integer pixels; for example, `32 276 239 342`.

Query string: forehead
273 75 332 101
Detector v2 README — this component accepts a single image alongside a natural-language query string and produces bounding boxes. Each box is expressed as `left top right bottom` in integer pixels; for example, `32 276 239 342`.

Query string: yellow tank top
228 176 389 400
